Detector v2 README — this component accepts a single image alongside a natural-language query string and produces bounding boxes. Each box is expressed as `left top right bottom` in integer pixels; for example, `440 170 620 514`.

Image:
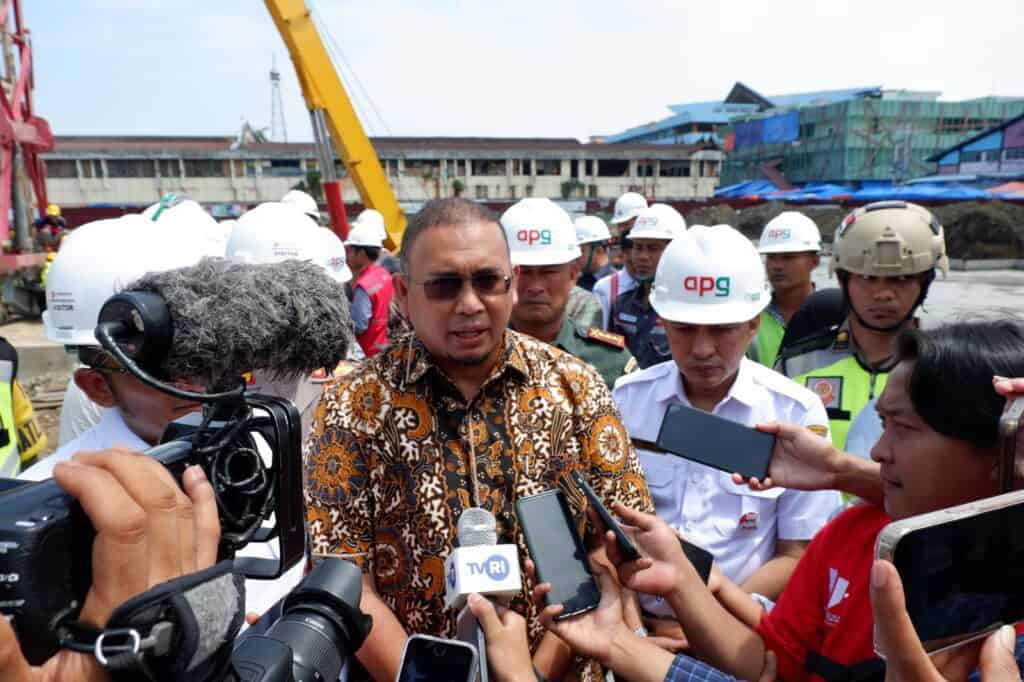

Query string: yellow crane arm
265 0 406 248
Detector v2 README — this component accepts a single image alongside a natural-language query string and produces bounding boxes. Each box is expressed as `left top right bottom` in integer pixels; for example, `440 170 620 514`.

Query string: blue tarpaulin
848 183 989 202
762 111 800 144
715 180 780 198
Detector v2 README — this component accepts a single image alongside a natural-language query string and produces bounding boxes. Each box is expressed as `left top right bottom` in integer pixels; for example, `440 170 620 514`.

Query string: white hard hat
353 209 387 241
499 198 581 266
650 224 770 325
281 189 320 219
142 194 212 226
575 215 612 245
226 202 320 264
344 220 386 248
629 205 687 241
43 214 208 346
611 192 647 225
758 211 822 254
312 228 353 283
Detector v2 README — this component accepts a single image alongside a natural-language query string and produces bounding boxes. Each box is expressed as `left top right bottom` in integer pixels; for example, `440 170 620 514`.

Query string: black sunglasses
412 271 512 301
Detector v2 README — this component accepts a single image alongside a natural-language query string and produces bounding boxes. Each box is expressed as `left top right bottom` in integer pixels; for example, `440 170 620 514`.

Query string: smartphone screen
397 635 477 682
889 500 1024 651
656 403 775 480
516 489 601 619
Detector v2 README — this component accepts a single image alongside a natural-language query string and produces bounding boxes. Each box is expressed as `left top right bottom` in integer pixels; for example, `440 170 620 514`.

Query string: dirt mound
685 200 1024 259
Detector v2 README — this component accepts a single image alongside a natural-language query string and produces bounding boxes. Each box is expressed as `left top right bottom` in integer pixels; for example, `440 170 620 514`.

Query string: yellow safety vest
0 359 20 477
755 310 786 370
795 355 888 450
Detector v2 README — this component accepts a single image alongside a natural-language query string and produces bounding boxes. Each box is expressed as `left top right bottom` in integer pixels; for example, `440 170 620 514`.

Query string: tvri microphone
446 507 522 682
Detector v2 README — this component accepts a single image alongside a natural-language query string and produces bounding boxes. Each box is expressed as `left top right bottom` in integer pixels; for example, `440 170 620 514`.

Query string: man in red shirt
594 320 1024 682
345 220 394 357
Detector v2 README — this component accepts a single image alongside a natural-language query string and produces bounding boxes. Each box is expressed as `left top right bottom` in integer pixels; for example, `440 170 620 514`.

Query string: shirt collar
652 357 760 410
400 330 531 389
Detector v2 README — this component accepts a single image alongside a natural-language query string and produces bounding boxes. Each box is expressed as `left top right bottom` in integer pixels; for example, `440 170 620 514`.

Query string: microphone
120 257 354 389
447 508 522 682
444 508 521 609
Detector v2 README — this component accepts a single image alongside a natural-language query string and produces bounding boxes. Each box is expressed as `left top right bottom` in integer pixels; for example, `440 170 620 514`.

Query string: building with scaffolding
719 85 1024 186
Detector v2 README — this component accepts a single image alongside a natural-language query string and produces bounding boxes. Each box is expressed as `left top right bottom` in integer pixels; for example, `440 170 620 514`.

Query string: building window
525 184 534 197
268 159 303 177
79 159 103 179
585 160 593 176
800 122 816 139
659 161 691 177
509 185 517 199
403 159 440 177
588 184 598 198
1004 148 1024 161
44 159 77 178
637 163 655 177
184 159 226 178
106 159 156 178
960 150 983 162
597 159 629 177
233 160 245 177
535 159 561 176
471 159 507 176
474 184 488 199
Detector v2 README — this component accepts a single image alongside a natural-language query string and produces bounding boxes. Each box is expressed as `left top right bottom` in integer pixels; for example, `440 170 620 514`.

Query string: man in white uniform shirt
613 224 840 618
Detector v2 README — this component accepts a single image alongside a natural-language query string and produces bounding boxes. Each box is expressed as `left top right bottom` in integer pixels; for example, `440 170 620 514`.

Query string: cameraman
0 448 220 681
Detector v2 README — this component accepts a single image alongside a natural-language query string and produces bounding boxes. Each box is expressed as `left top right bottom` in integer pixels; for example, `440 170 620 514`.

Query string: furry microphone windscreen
126 258 354 387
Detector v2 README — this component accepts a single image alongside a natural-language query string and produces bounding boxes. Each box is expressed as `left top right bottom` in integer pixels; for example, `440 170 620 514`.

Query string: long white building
42 134 723 211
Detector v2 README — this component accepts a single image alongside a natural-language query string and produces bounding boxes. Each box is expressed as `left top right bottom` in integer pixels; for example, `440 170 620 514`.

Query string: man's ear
74 368 117 408
393 272 410 318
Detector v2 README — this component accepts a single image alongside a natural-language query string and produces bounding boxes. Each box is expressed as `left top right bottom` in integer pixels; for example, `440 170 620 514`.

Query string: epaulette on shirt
582 327 626 349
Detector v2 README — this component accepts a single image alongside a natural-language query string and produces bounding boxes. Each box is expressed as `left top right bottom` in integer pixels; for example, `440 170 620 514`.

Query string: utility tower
269 56 288 142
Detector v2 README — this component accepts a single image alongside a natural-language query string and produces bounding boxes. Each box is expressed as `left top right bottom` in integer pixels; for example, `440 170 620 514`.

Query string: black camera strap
55 560 245 682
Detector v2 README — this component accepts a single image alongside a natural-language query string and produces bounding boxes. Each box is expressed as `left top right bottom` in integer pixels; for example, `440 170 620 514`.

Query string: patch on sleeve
806 376 842 410
587 327 626 349
623 357 638 374
807 424 829 438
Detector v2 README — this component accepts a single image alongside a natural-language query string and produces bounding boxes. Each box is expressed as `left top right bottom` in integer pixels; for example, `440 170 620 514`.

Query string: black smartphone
397 634 478 682
679 537 714 585
875 490 1024 655
655 403 776 480
569 471 640 561
516 489 601 620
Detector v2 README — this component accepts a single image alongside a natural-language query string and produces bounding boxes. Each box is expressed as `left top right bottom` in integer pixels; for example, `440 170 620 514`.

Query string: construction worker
345 217 395 357
613 225 839 615
0 338 46 476
574 215 615 292
607 204 687 368
34 203 67 251
281 188 321 223
751 212 823 369
593 191 647 327
501 198 634 387
776 201 949 450
352 208 400 274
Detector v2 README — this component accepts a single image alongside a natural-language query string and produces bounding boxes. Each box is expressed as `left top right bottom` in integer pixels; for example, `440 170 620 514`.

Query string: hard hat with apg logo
650 224 770 325
500 198 581 266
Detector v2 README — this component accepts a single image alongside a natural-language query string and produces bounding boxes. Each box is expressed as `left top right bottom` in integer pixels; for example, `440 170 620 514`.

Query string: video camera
0 290 307 663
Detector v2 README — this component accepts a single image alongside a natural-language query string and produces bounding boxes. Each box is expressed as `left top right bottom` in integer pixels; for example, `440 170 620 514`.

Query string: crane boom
265 0 406 248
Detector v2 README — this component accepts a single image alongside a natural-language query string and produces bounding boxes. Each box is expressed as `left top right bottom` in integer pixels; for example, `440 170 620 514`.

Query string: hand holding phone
569 471 640 561
875 490 1024 656
516 489 601 620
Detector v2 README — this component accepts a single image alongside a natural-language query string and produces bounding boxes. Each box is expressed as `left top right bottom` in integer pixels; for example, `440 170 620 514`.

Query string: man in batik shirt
305 198 652 682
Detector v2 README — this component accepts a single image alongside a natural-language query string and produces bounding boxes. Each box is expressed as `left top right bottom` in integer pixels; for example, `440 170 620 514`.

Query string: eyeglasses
412 271 512 301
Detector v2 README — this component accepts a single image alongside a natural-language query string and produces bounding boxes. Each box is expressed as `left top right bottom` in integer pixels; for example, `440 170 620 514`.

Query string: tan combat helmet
830 201 949 278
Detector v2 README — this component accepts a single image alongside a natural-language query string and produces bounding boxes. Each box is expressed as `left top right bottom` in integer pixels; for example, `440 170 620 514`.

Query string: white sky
27 0 1023 141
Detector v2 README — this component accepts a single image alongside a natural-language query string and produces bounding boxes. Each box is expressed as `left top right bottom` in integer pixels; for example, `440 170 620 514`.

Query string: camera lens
261 559 366 682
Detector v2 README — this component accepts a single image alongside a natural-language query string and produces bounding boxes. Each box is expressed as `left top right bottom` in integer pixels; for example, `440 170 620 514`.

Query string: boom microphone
123 257 354 388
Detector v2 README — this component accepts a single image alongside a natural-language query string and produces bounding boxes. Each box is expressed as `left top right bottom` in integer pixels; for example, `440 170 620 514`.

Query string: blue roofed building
920 113 1024 184
602 81 1024 188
